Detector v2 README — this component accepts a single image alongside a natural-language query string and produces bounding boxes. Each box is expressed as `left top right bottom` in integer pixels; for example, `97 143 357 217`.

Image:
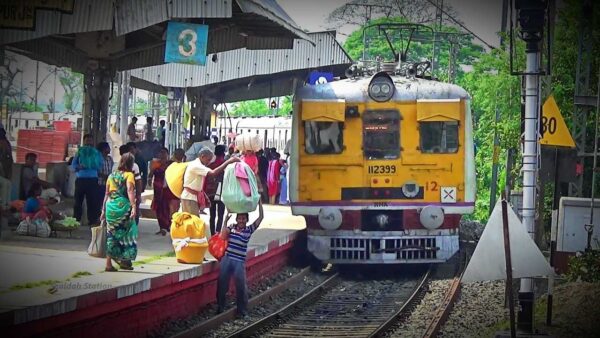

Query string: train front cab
289 94 476 264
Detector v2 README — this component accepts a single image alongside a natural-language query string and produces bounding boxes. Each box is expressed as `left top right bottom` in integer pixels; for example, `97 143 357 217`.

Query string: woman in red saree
149 147 171 235
267 152 281 204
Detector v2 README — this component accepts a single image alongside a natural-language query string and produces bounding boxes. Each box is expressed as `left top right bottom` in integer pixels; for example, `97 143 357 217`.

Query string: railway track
225 268 431 338
173 247 470 338
421 245 470 337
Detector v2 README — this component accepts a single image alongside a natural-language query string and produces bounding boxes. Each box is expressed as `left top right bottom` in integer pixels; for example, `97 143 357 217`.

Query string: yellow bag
165 162 189 199
170 212 208 264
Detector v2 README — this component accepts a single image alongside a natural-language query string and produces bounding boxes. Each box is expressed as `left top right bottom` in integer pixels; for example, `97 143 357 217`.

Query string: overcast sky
278 0 503 49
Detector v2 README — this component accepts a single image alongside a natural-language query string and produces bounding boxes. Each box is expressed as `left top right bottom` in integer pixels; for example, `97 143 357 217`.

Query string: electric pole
514 0 547 332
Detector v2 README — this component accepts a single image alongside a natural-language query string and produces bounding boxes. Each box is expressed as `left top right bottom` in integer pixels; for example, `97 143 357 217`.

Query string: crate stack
16 130 69 167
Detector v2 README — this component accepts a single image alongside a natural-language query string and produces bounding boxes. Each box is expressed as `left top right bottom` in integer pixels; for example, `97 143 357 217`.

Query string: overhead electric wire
424 0 496 50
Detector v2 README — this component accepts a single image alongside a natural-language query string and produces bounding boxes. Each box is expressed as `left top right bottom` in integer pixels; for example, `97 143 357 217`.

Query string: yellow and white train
289 68 476 264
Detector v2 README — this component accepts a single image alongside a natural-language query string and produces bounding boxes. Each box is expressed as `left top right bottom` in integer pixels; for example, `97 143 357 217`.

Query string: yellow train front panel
289 73 476 264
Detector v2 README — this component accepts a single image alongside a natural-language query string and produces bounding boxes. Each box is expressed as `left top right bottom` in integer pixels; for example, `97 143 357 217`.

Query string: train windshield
363 110 400 160
419 121 459 153
304 121 344 154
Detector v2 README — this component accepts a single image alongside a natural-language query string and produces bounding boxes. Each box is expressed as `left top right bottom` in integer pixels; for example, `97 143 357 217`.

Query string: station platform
0 204 306 338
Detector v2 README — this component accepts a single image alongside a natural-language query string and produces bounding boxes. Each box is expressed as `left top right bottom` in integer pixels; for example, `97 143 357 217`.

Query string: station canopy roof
0 0 313 73
129 31 353 102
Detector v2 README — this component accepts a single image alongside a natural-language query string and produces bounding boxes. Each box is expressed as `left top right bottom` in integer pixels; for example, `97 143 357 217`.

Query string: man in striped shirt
216 200 264 317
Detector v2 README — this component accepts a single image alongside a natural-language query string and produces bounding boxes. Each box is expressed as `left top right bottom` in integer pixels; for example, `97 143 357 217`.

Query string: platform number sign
165 22 208 65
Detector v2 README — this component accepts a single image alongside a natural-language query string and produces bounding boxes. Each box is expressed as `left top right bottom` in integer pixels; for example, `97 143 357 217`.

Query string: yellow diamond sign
540 95 575 148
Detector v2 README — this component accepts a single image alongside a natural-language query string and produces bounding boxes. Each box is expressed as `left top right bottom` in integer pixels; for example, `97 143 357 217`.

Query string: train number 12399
368 165 396 174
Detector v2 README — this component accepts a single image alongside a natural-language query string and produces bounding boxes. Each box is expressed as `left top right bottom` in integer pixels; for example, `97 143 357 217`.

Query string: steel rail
422 251 468 338
368 266 432 338
225 272 341 338
173 266 313 338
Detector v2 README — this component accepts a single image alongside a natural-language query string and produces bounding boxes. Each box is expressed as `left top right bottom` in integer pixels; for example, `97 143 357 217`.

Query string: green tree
458 45 523 221
59 69 83 113
327 0 461 30
132 96 149 116
342 16 484 83
0 53 22 111
230 96 292 117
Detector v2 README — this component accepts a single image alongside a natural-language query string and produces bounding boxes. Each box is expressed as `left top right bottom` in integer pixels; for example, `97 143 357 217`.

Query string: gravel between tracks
439 280 508 337
148 266 327 338
387 279 453 337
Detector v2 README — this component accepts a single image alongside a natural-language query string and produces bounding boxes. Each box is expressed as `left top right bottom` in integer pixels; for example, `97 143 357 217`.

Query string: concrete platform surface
0 204 305 325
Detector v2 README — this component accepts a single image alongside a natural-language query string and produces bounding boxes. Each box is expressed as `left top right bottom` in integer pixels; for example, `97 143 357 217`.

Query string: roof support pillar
83 62 114 144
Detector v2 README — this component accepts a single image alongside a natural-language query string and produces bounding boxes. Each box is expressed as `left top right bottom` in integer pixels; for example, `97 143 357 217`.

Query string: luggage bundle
221 162 260 213
235 133 262 152
170 212 208 263
165 162 189 198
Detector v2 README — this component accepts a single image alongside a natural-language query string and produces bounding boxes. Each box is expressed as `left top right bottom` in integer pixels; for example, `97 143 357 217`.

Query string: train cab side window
304 121 344 154
419 121 459 153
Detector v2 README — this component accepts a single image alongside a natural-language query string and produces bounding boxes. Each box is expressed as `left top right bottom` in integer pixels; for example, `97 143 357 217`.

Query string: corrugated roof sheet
169 0 232 18
129 31 351 89
114 0 169 36
0 0 232 45
59 0 113 35
236 0 314 45
1 0 310 45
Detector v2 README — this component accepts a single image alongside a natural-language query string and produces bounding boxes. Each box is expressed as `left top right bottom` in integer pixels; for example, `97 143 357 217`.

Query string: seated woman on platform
21 183 53 222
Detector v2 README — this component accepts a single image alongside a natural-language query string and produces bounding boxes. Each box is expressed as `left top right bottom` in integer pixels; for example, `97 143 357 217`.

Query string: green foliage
71 271 92 278
566 248 600 283
230 96 292 117
542 182 554 233
59 69 83 113
9 279 61 291
133 251 176 266
7 101 43 112
342 16 484 83
132 97 150 115
458 46 523 221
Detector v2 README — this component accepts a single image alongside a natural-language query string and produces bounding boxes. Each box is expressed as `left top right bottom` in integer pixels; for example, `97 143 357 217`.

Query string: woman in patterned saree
101 153 138 272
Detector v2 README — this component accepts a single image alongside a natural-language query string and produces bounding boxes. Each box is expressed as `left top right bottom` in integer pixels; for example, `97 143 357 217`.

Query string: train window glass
419 121 459 153
363 110 400 160
304 121 343 154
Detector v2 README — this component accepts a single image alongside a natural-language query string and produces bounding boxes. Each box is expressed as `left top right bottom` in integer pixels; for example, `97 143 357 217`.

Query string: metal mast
515 0 547 332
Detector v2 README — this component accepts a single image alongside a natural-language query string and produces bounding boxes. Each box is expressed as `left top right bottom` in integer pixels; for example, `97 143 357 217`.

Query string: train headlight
371 84 381 94
402 181 420 198
368 73 395 102
381 83 391 94
318 207 342 230
419 206 445 230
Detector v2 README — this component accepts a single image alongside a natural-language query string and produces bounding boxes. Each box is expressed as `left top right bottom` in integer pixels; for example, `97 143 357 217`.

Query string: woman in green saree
101 153 138 272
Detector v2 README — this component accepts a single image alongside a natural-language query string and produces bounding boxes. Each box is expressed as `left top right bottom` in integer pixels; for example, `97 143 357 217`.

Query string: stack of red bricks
16 129 69 167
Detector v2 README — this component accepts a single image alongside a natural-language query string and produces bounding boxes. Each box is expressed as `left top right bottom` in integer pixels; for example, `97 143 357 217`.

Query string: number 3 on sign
178 29 197 57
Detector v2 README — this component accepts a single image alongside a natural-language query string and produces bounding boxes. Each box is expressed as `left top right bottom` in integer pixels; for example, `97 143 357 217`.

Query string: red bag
208 233 228 260
184 187 211 209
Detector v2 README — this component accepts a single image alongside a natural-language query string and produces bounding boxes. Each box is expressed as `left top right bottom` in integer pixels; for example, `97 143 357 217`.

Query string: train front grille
329 237 437 261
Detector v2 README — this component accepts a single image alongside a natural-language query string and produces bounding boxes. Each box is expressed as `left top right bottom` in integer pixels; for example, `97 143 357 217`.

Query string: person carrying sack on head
216 200 264 318
180 147 239 239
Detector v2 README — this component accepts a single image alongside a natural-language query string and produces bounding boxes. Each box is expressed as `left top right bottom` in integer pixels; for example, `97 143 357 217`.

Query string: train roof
296 75 470 102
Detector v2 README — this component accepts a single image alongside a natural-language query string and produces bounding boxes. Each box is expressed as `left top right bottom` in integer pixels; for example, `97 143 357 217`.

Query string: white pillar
120 71 130 144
